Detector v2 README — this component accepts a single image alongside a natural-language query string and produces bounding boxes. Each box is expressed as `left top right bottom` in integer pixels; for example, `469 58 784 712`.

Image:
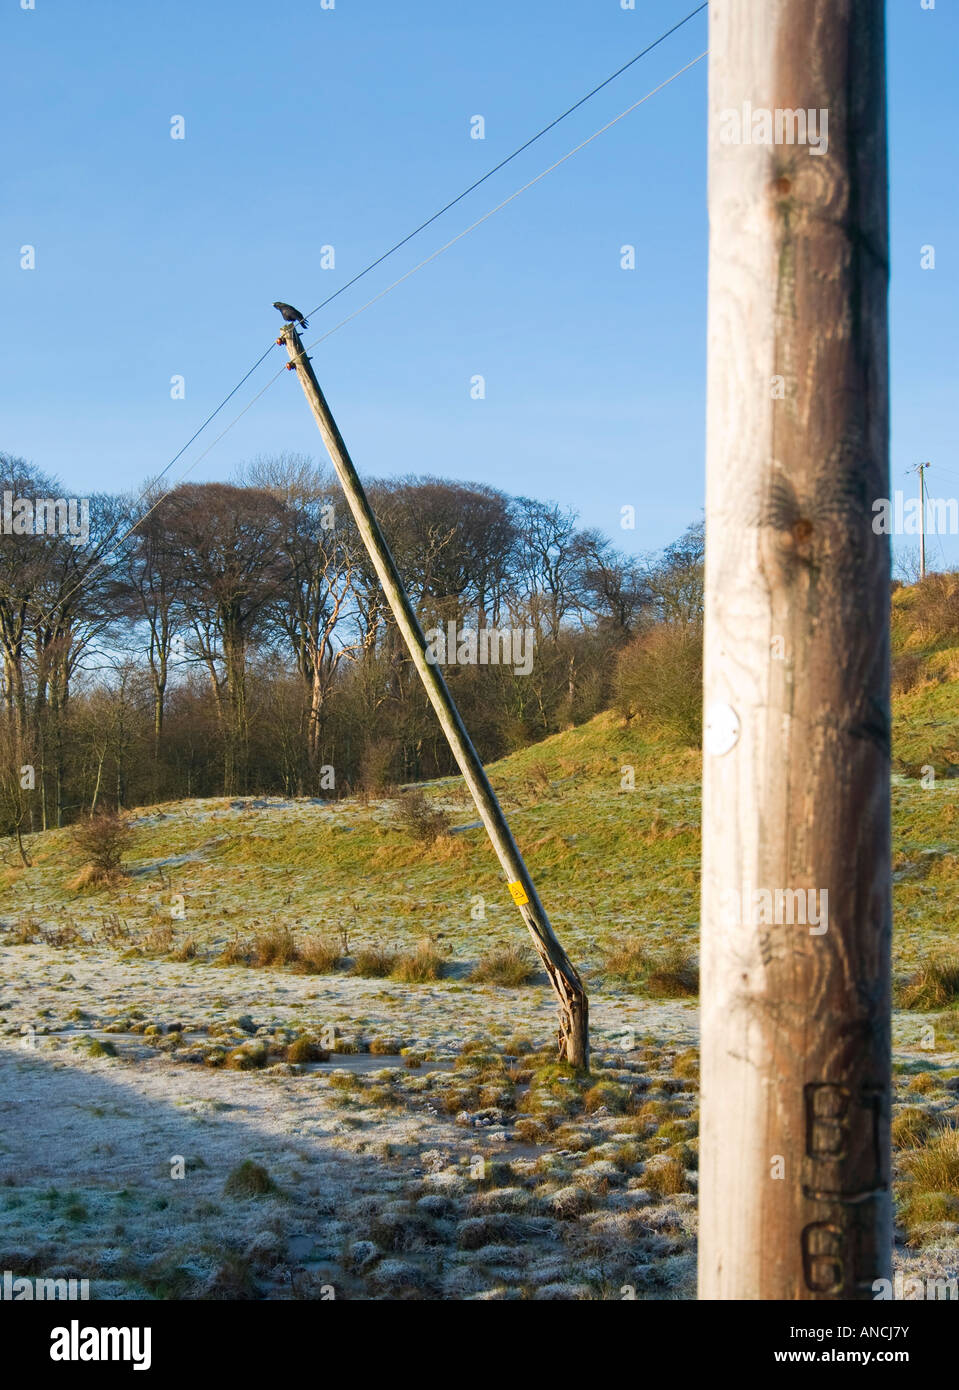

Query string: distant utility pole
700 0 891 1299
915 462 930 580
279 323 589 1070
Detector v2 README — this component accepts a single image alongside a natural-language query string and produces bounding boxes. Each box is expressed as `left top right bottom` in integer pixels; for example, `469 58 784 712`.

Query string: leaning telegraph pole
279 323 589 1069
700 0 891 1299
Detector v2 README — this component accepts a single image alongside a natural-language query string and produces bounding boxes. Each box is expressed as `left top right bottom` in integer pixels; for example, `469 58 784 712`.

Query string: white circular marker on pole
704 701 740 756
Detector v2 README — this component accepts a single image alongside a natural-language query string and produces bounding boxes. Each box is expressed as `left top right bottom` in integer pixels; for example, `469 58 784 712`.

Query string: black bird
273 301 309 329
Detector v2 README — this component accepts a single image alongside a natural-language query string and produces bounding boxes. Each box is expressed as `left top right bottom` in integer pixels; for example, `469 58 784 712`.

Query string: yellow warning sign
507 880 529 906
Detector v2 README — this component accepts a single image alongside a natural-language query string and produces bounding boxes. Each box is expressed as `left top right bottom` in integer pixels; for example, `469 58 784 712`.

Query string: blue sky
2 0 956 566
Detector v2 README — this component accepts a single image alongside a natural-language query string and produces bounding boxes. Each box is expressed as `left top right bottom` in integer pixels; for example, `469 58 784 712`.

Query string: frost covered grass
0 689 957 1298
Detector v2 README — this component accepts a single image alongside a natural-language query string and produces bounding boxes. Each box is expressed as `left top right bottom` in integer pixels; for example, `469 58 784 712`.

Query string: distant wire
302 52 708 356
20 44 708 629
149 345 276 491
124 1 711 518
302 1 709 320
132 49 711 521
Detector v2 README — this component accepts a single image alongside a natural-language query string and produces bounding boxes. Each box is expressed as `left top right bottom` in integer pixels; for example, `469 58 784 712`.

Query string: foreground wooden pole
280 324 589 1069
699 1 891 1297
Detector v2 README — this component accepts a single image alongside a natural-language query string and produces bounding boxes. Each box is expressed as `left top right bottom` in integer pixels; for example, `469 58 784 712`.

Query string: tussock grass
251 925 298 967
286 1037 329 1064
66 863 126 893
295 937 341 974
350 946 397 978
215 937 253 966
392 941 447 982
644 1154 688 1196
226 1042 268 1070
647 945 699 997
223 1160 277 1198
898 1127 959 1242
672 1047 700 1080
603 939 699 997
892 1107 937 1149
895 957 959 1010
902 1127 959 1194
583 1079 630 1114
138 925 174 957
468 944 537 986
7 917 41 944
602 940 647 983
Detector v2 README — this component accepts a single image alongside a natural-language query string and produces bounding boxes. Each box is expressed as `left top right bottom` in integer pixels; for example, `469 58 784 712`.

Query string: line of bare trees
1 450 704 840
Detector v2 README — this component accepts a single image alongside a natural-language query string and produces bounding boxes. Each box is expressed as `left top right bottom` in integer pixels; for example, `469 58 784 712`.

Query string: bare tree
161 482 292 793
241 456 361 770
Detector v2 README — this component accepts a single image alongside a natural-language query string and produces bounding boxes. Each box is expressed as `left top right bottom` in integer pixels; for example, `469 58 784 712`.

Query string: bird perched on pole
273 301 309 329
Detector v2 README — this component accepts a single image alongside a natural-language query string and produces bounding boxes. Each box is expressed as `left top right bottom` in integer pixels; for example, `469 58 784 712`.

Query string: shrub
69 810 135 874
468 945 537 986
614 622 703 747
891 648 926 697
909 571 959 646
525 760 552 792
391 788 452 846
357 738 398 799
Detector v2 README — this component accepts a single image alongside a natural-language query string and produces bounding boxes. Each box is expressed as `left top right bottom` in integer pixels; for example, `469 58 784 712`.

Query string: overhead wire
19 41 709 627
129 2 712 517
302 1 709 321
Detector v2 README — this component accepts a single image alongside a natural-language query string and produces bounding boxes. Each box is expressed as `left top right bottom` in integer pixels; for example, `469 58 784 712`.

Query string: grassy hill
2 587 957 995
0 586 957 1300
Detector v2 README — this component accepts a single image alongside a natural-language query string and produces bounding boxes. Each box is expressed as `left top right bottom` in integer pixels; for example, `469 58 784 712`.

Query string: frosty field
1 711 957 1299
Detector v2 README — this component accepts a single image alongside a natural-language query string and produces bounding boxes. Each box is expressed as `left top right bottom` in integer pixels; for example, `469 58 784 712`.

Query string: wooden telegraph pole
700 1 891 1298
916 462 929 581
279 323 589 1069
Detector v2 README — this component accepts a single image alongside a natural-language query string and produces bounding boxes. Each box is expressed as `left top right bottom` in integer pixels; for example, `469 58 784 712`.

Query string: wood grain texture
700 0 891 1298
